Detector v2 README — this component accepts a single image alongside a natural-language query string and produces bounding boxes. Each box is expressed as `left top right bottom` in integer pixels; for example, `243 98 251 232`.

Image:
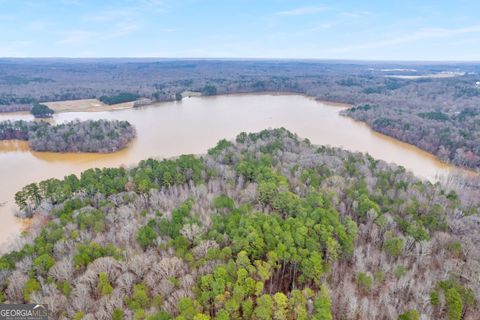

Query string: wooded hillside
1 129 478 319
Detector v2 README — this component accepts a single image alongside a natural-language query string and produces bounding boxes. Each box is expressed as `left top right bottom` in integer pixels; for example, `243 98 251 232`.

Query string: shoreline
0 91 476 175
0 91 354 115
0 92 478 253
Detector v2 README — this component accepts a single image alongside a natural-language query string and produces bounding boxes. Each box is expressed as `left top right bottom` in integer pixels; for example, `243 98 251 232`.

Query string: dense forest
0 119 136 153
1 129 478 319
344 103 480 170
0 59 479 170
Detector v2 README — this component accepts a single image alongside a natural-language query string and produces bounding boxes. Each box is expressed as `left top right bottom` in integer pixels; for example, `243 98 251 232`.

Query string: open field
44 99 134 113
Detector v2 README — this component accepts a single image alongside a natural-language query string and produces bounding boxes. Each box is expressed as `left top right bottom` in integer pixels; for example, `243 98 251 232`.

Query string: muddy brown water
0 94 456 247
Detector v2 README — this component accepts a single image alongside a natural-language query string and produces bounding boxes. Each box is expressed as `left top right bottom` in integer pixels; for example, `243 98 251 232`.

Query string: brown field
44 99 135 113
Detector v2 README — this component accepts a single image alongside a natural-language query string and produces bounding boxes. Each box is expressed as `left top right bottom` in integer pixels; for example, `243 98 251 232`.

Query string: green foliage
146 311 172 320
0 250 27 271
398 309 420 320
112 308 124 320
356 194 380 219
394 265 407 279
178 297 202 319
137 224 158 249
431 278 475 318
446 241 463 258
58 281 72 297
430 290 440 306
73 242 122 268
31 103 54 118
356 272 373 294
208 139 232 156
76 208 105 232
134 309 145 320
445 288 463 320
213 195 235 212
126 283 150 310
209 200 356 288
133 155 204 192
23 278 40 301
15 154 203 213
383 236 404 258
72 311 85 320
254 294 273 320
98 272 113 296
158 200 193 239
33 253 55 274
313 284 333 320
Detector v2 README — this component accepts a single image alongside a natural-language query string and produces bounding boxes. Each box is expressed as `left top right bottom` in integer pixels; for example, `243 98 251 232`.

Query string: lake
0 93 455 247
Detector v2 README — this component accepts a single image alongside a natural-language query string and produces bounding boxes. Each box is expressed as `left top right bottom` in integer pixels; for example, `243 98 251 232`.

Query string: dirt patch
44 99 135 113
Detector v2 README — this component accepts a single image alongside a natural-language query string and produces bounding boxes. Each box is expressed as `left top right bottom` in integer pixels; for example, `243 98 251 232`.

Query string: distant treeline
0 119 136 153
99 92 140 105
0 59 479 169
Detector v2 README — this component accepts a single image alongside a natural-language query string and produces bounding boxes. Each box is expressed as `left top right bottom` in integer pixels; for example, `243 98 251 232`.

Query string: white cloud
276 6 327 16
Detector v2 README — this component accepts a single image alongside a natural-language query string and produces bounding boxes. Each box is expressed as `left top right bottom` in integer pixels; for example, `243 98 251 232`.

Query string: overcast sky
1 0 479 60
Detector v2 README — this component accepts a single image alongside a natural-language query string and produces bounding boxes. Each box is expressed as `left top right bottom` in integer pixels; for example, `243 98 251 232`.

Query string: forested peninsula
1 129 478 319
0 119 136 153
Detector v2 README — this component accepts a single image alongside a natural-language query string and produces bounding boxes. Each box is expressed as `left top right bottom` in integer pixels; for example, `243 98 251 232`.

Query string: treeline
0 119 136 153
345 104 480 169
0 128 478 319
0 59 479 170
99 92 140 105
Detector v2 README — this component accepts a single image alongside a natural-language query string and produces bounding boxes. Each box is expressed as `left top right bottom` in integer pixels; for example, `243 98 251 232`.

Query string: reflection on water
0 140 30 152
0 94 457 246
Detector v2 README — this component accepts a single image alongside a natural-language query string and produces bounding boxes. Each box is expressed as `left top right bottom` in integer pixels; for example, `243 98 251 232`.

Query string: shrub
112 308 124 320
146 311 173 320
394 265 407 278
383 237 404 258
72 312 85 320
98 272 113 296
356 272 373 294
126 283 150 310
23 278 41 301
445 288 463 320
33 253 55 274
398 309 420 320
137 225 158 249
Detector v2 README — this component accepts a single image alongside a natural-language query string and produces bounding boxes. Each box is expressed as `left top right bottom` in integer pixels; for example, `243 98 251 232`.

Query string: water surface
0 94 454 246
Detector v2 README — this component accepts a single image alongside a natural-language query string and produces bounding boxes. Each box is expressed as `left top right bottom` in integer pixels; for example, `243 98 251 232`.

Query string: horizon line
0 57 479 64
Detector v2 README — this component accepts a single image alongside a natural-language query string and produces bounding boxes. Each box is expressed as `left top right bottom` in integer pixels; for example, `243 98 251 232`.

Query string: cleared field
44 99 134 112
385 71 465 79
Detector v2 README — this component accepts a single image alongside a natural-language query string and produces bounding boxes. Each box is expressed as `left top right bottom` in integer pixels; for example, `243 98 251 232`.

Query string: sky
1 0 480 60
